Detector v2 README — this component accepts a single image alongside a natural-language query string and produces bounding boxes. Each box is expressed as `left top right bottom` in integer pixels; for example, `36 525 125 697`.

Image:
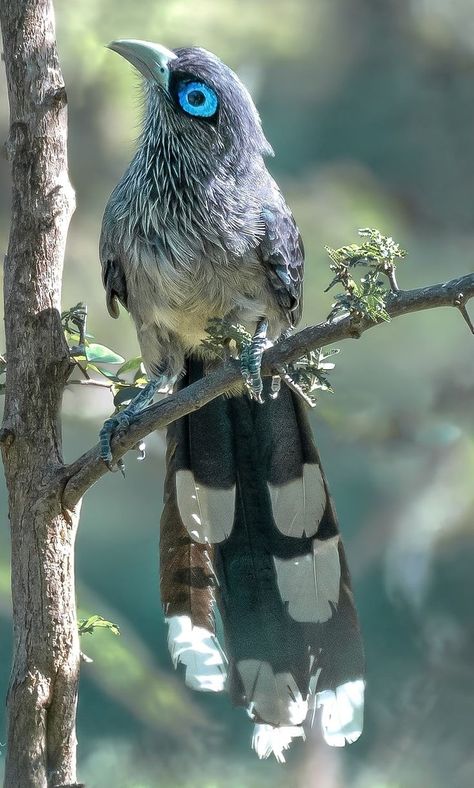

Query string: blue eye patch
177 80 218 118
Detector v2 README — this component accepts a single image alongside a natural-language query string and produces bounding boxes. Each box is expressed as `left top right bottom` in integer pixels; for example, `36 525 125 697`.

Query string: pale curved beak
107 39 177 89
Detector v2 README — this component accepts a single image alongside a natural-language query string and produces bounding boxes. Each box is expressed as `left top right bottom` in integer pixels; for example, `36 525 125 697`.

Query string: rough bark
0 0 78 786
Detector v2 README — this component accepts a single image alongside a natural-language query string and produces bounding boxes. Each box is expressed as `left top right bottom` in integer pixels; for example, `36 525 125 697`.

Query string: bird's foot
99 377 166 471
240 319 269 404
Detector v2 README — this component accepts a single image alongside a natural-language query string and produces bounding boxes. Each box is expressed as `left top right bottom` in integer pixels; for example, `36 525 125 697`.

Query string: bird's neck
116 109 265 262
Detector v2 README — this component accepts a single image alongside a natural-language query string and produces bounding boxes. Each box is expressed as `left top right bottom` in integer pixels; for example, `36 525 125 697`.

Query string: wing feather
258 188 304 326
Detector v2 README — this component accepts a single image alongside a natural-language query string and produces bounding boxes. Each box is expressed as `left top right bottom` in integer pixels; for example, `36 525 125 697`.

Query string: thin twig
73 358 91 380
274 364 317 408
66 379 112 389
454 292 474 334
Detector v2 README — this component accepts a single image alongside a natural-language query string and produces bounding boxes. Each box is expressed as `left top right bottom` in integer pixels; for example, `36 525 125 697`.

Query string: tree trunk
0 0 79 785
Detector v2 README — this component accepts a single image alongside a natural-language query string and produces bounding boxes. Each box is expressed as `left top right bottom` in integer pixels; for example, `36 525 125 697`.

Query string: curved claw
98 378 165 473
136 441 146 462
103 456 126 476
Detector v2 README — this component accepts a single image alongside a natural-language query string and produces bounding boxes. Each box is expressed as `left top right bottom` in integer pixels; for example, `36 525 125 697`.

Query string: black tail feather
161 360 365 753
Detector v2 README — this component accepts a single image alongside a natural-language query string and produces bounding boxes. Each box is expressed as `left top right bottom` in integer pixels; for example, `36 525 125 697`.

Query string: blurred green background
1 0 474 786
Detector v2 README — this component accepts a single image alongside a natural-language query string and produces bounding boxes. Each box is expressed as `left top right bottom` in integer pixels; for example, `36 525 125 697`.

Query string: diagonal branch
61 271 474 509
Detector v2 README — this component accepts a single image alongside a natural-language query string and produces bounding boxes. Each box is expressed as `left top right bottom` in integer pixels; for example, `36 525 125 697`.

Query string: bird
100 39 365 762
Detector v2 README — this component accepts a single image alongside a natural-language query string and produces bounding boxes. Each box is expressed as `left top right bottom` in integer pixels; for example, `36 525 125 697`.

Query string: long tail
159 397 227 692
160 358 364 760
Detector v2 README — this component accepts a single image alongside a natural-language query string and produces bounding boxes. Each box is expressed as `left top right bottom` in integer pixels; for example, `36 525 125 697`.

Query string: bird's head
108 39 273 167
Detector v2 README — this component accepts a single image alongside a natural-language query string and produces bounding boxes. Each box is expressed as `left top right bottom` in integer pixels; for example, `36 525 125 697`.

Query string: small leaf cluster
78 614 120 637
325 228 406 323
1 305 138 402
109 357 149 409
63 302 124 367
62 303 149 409
285 347 339 405
202 318 252 357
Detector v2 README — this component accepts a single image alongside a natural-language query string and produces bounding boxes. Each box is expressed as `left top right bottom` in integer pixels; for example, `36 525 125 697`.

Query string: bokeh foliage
1 0 474 786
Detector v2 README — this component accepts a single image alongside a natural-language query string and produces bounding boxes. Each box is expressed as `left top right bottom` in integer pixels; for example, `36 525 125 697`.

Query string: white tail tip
165 615 227 693
316 679 365 747
252 723 305 763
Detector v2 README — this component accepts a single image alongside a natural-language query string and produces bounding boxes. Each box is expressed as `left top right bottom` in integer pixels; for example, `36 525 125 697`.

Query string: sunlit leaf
134 366 148 383
86 363 123 383
78 614 121 637
117 356 143 376
132 375 148 387
85 344 124 365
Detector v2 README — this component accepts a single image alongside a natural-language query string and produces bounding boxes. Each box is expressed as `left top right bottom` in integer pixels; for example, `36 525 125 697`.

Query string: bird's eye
177 80 218 118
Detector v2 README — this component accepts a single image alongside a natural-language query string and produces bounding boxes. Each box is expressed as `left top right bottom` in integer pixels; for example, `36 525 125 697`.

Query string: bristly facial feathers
107 46 273 268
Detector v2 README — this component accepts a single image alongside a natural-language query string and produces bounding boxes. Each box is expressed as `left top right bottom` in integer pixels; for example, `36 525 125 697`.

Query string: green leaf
202 318 252 355
324 228 407 324
86 364 124 383
117 356 143 376
64 330 95 344
132 375 148 387
78 614 121 637
283 347 338 405
113 385 144 407
85 344 124 365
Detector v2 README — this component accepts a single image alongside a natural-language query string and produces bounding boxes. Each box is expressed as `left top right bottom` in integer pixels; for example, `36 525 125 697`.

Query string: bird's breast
124 239 280 352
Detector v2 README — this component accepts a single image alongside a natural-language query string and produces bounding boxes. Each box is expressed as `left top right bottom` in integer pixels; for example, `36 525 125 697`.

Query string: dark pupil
187 89 205 107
